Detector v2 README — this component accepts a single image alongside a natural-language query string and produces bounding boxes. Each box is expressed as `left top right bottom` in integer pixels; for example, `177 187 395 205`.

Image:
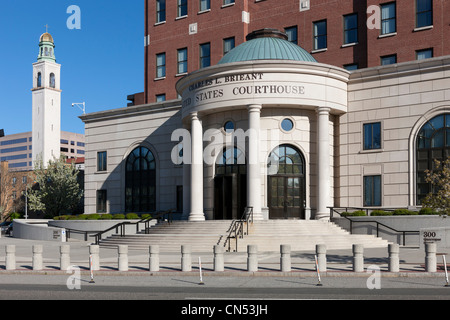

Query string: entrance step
98 219 389 252
231 220 389 252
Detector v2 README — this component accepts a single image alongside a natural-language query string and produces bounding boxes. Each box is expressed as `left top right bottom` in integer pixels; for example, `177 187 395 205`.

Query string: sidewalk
0 236 442 277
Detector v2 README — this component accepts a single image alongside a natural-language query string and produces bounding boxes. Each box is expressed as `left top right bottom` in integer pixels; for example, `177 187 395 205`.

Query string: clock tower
31 31 61 168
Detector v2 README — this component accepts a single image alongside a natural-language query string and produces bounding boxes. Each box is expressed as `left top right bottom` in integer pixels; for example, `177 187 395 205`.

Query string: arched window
216 147 246 175
49 73 55 88
37 72 42 88
416 113 450 204
267 144 304 175
125 146 156 212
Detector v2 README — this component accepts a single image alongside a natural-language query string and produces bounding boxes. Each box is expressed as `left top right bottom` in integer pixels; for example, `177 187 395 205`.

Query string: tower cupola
38 31 56 62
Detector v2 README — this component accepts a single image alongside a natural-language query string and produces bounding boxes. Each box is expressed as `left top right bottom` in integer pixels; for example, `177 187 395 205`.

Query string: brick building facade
137 0 449 105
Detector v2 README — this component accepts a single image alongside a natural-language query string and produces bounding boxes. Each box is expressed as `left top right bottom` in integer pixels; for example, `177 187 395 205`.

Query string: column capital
316 106 331 115
189 111 199 121
247 104 262 113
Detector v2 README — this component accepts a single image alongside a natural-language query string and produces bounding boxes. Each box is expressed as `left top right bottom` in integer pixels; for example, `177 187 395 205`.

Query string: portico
176 29 349 221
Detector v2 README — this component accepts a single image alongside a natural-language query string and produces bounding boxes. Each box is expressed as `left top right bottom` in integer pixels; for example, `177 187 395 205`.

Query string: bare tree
0 162 14 221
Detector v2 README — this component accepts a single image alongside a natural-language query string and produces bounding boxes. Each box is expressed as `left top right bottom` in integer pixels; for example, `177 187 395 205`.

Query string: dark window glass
363 122 382 150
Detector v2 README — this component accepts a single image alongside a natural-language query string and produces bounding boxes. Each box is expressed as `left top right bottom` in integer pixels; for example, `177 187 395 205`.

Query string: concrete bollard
181 245 192 272
118 245 128 271
388 243 400 272
5 245 15 270
353 244 364 272
247 245 258 272
316 244 327 273
280 244 291 272
425 242 437 272
32 245 43 271
89 245 100 271
60 245 70 271
149 245 159 272
214 245 224 272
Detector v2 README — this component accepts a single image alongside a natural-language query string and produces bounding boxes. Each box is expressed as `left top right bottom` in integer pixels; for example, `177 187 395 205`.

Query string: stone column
5 245 15 270
214 245 224 272
189 112 205 221
89 245 100 271
60 245 70 271
32 245 43 271
388 243 400 272
181 245 192 271
280 245 291 272
353 244 364 272
247 245 258 272
149 245 160 272
425 242 437 272
316 244 327 273
316 107 331 220
247 104 263 220
118 245 128 272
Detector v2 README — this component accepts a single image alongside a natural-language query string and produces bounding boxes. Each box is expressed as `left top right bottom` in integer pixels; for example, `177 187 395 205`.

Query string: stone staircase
98 220 233 252
98 219 389 252
232 220 389 252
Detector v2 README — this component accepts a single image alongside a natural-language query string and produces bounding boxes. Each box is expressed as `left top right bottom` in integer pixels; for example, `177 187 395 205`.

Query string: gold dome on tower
39 32 54 43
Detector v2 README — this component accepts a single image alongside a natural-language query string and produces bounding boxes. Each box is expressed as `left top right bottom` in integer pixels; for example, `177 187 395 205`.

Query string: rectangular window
156 94 166 102
363 122 382 150
381 54 397 65
344 64 358 71
381 2 396 34
223 37 235 56
156 53 166 78
178 0 188 17
416 0 432 28
364 175 382 206
200 42 211 68
285 26 298 45
156 0 166 23
97 151 107 172
313 20 327 50
223 0 235 5
199 0 210 11
177 48 188 74
96 190 107 213
343 14 358 44
416 48 433 60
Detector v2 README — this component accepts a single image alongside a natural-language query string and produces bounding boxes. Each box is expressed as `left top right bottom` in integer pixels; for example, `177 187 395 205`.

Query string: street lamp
71 102 86 114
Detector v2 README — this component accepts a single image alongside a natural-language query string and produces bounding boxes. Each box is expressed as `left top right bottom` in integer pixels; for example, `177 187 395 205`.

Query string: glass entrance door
267 144 306 219
268 176 304 219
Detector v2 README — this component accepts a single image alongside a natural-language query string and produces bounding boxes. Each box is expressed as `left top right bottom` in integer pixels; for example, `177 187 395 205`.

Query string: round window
224 121 235 132
281 118 294 132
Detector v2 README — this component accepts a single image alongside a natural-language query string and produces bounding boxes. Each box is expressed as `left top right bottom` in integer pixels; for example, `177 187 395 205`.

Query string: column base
188 213 205 221
315 212 330 221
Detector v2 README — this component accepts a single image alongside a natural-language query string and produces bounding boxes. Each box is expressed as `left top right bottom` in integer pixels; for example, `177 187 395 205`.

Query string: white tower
31 31 61 168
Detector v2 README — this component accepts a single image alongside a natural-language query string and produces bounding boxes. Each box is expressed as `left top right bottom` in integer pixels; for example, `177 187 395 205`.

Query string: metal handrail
224 206 253 252
92 210 174 245
328 207 419 246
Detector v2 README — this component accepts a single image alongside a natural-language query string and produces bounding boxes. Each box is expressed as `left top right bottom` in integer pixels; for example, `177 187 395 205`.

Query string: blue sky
0 1 144 135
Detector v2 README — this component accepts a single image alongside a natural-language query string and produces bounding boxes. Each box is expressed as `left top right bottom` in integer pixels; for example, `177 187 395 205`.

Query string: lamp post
71 102 85 114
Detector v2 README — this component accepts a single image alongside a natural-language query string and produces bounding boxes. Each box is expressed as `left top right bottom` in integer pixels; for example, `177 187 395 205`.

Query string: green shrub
341 210 366 216
126 213 139 220
141 214 152 220
112 214 125 220
54 215 71 220
86 214 101 220
419 207 439 215
371 210 392 216
393 209 418 215
99 214 113 220
9 213 22 220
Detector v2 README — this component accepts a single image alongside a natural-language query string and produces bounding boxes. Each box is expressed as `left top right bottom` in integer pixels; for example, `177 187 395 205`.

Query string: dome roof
39 32 54 43
218 29 317 65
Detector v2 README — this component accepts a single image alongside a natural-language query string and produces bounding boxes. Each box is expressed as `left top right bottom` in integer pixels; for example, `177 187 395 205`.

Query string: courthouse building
81 24 450 220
